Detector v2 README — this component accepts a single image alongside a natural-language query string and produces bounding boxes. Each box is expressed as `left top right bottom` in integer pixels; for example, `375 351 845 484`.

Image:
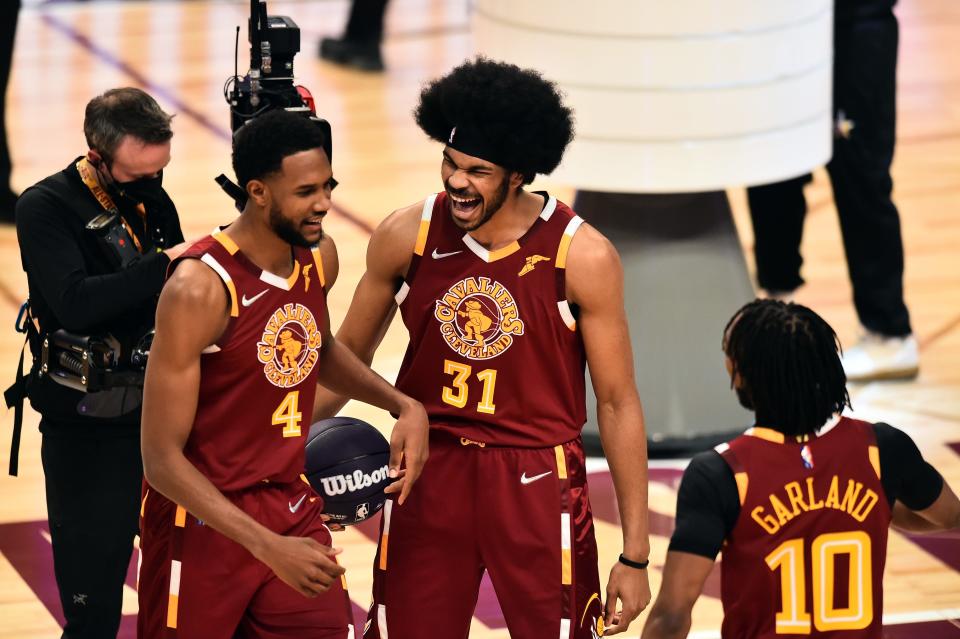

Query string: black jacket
14 158 183 434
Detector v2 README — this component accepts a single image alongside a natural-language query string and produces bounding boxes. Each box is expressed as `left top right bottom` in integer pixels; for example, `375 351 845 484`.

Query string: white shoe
841 330 919 382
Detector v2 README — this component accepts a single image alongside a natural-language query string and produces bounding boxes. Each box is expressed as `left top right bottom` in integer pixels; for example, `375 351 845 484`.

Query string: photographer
13 87 186 639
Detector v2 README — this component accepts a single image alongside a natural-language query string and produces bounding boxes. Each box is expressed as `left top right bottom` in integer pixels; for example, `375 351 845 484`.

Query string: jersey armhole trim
555 215 585 331
413 193 437 257
400 194 438 304
716 445 748 505
868 445 881 479
395 281 411 306
309 247 326 289
555 216 584 270
199 254 239 318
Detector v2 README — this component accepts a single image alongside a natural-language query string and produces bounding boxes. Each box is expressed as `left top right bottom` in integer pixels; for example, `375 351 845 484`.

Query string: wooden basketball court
0 0 958 637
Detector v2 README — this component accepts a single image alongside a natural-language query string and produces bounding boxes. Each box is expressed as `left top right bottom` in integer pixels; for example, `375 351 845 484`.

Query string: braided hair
723 299 851 437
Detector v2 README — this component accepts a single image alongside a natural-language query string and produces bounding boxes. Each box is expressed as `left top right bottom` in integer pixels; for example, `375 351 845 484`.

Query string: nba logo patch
355 502 370 521
800 445 814 469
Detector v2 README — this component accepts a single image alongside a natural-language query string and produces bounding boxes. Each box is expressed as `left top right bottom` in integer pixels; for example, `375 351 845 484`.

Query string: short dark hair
723 299 851 437
415 57 574 184
232 110 329 188
83 87 174 160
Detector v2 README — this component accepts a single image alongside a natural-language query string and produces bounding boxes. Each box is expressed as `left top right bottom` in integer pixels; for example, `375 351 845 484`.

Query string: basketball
304 417 392 526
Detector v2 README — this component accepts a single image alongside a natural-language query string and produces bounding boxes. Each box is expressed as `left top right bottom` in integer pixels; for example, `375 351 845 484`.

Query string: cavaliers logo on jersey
434 276 524 360
257 303 323 388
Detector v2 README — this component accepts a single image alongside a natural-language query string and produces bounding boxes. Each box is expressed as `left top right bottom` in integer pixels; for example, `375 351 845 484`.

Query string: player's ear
508 170 525 190
725 355 742 389
246 179 268 207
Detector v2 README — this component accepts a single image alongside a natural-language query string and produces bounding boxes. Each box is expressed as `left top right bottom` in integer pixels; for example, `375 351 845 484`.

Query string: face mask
115 171 165 206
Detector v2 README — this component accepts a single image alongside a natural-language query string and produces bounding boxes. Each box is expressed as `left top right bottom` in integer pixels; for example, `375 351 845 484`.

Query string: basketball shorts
364 430 603 639
138 479 354 639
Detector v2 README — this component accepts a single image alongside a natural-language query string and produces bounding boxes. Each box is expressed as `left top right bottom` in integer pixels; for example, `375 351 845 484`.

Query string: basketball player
313 58 652 637
137 110 429 638
641 299 960 639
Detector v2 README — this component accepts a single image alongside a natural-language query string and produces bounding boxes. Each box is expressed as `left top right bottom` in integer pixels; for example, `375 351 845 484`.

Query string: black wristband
618 553 649 569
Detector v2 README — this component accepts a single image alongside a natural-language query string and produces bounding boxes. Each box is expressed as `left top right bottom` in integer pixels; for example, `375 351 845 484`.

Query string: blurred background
0 0 958 637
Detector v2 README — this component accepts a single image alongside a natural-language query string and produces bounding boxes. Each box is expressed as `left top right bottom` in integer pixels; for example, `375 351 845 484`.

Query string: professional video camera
40 328 153 394
217 0 333 210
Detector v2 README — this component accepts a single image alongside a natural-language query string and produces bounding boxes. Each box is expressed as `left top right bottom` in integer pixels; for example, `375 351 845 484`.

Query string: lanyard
75 158 147 254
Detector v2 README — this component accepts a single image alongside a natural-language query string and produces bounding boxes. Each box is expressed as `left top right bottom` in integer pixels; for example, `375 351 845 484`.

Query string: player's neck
466 189 544 250
226 210 296 277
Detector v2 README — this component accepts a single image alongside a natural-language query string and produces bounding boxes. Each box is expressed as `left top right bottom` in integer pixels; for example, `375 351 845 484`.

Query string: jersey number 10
765 530 873 634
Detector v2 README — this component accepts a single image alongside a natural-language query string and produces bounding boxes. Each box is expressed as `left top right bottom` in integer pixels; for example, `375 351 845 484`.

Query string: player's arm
892 486 960 532
640 552 714 639
642 451 736 639
142 260 344 597
872 423 960 532
312 221 429 505
566 224 651 634
312 203 421 418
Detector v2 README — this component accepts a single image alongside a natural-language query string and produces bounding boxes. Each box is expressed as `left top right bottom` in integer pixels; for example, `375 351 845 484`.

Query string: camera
40 329 153 393
217 0 333 209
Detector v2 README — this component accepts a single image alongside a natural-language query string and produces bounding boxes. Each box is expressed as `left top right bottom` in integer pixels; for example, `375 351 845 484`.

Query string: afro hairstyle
415 57 574 184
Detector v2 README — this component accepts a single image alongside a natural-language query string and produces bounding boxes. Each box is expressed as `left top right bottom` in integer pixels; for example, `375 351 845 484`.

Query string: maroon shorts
138 479 353 639
365 431 603 639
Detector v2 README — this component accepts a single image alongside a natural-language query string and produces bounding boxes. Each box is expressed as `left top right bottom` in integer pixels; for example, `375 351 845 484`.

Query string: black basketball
304 417 392 526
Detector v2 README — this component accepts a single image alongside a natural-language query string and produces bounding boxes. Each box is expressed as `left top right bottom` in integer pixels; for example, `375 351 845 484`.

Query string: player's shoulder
869 419 914 451
374 199 428 239
165 256 228 306
367 198 433 275
314 233 339 290
687 448 733 480
564 217 620 273
563 218 622 305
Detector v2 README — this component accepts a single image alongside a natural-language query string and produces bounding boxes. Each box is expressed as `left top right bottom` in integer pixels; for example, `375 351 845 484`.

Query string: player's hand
256 533 345 598
384 399 429 505
602 561 651 635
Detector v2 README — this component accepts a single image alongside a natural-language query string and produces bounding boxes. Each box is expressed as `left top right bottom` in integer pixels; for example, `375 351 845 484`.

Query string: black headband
445 125 515 173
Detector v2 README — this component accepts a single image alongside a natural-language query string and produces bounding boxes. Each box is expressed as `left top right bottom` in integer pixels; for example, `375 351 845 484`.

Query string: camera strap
75 158 147 255
4 302 39 476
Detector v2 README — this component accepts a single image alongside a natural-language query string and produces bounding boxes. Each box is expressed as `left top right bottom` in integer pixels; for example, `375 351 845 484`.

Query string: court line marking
586 457 691 474
920 313 960 350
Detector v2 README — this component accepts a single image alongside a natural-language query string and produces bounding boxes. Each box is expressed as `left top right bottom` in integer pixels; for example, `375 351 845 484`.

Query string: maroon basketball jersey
394 192 587 448
169 230 329 491
717 417 891 638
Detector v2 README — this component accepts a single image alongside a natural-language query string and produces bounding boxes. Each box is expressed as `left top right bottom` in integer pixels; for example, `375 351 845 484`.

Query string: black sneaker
318 37 385 72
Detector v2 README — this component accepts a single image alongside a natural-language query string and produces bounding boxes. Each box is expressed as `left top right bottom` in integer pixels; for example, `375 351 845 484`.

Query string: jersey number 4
442 359 497 415
272 391 303 438
766 530 873 634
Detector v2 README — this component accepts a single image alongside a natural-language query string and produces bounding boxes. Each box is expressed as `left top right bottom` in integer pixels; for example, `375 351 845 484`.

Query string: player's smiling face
441 147 514 232
264 148 337 247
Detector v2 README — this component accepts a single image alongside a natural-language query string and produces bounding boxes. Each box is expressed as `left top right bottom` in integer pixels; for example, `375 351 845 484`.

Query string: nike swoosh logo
432 248 463 260
288 493 307 513
241 289 269 307
520 471 553 485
